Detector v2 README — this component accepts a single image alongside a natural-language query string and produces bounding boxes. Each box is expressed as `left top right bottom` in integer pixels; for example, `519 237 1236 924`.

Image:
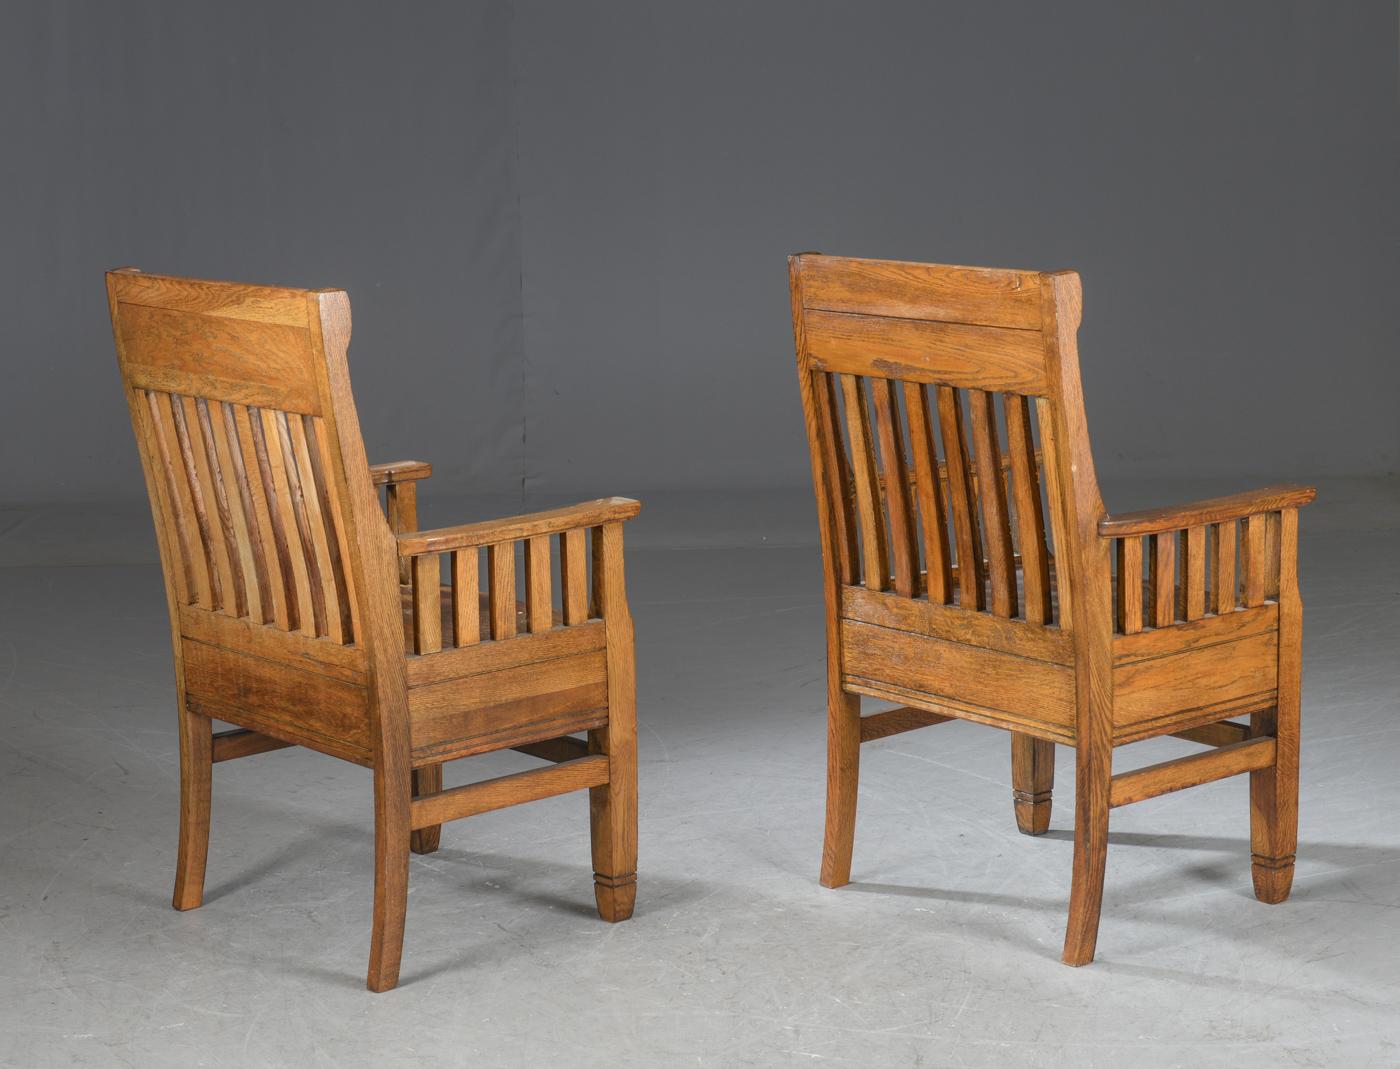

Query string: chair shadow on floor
844 831 1400 972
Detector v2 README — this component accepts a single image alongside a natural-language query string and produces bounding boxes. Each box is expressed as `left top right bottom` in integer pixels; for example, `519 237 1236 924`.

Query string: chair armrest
397 497 641 556
370 460 432 487
1098 483 1316 538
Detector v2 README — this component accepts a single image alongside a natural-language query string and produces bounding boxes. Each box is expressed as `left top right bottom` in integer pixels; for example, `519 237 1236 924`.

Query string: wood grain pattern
937 386 984 609
870 378 918 595
1005 393 1051 624
903 382 952 602
1099 485 1316 537
968 390 1017 617
1111 737 1276 808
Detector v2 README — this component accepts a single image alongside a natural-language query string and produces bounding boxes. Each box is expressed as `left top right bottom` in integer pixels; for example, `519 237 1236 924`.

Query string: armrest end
1099 483 1316 538
398 497 641 556
370 460 432 487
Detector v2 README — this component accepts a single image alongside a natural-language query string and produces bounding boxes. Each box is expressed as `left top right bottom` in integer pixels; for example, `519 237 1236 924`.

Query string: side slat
451 549 480 647
560 529 589 624
1116 537 1143 635
840 375 889 591
412 554 442 654
525 536 552 634
1004 394 1050 624
1181 526 1206 622
870 379 918 596
1242 513 1268 607
968 390 1017 618
310 416 359 639
1211 521 1237 615
936 386 984 609
903 382 952 603
815 372 860 585
1150 532 1176 628
489 543 517 639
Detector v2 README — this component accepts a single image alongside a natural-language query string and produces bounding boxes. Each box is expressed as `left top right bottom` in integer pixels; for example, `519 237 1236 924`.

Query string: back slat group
812 369 1061 627
136 388 357 644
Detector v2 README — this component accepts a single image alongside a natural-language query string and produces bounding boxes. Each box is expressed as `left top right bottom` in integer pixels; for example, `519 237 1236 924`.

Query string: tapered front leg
367 762 412 992
590 522 637 922
1062 730 1111 966
410 765 442 855
172 706 213 911
1252 509 1301 904
1249 704 1297 903
1011 734 1055 836
820 689 861 888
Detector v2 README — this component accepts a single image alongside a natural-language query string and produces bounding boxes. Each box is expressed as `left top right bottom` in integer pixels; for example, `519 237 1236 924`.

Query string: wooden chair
788 253 1314 965
107 270 639 991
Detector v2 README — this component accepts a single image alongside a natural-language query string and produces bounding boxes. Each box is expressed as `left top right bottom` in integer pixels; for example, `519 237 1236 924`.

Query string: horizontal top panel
796 254 1043 330
108 270 314 328
803 308 1050 395
115 301 321 413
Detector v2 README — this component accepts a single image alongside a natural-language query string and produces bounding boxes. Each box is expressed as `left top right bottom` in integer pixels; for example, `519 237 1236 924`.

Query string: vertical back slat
1181 526 1206 621
561 528 589 624
290 414 352 643
170 394 226 611
275 410 328 637
412 554 442 654
525 536 552 633
1264 511 1282 599
258 408 314 635
245 406 298 630
194 397 249 618
870 379 918 596
1211 521 1237 614
310 416 359 639
489 543 517 639
219 402 273 623
814 372 860 586
1035 397 1072 629
969 390 1017 618
840 375 889 591
1116 537 1143 634
937 386 985 609
194 398 249 618
451 549 480 647
1005 395 1051 624
903 382 952 604
141 391 201 605
1149 532 1176 628
1242 514 1268 607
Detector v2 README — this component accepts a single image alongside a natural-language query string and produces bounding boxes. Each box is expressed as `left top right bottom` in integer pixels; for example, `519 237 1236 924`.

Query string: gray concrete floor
2 480 1399 1067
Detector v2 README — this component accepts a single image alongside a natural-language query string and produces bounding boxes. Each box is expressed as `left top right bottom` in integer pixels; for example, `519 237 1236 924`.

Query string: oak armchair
789 253 1314 965
108 270 639 991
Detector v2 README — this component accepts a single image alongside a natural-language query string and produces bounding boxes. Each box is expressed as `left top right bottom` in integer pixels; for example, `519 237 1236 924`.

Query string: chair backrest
108 269 398 662
789 254 1105 634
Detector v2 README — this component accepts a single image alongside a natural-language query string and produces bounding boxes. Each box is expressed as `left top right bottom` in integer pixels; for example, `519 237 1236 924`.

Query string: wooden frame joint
859 706 952 743
212 728 294 763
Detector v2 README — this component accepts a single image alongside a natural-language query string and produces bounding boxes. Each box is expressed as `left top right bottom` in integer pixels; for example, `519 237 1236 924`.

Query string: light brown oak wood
110 269 641 991
790 253 1314 968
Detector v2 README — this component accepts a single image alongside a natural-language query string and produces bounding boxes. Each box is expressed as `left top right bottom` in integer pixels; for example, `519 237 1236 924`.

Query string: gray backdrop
4 1 1397 515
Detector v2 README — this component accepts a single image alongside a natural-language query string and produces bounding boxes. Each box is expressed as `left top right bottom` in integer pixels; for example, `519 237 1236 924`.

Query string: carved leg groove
821 689 861 888
1011 734 1055 836
172 706 213 911
1250 708 1298 905
410 765 442 855
588 720 638 922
